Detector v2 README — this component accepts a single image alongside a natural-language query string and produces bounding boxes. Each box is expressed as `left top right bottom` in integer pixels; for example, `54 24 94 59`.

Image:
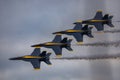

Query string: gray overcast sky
0 0 120 80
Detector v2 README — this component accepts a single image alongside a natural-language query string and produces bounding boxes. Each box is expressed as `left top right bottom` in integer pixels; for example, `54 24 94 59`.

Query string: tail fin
82 25 94 38
82 25 88 30
107 15 114 27
44 53 52 65
39 51 46 57
65 39 73 51
103 14 109 20
61 37 67 43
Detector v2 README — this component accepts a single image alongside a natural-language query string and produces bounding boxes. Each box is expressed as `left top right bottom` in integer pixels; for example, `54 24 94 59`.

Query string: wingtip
77 42 83 45
34 68 40 70
56 55 62 58
97 10 102 12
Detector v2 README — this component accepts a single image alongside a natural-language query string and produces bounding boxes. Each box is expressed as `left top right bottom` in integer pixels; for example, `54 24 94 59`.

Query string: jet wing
31 48 40 56
73 33 83 42
94 11 103 20
52 46 62 56
73 23 82 30
31 60 40 70
94 23 104 31
52 35 62 42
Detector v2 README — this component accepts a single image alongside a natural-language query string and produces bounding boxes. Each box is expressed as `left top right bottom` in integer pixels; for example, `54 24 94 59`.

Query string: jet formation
10 10 115 70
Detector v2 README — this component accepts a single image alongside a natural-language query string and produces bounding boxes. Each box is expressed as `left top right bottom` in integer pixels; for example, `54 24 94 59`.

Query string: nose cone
52 32 57 34
31 44 42 47
53 31 66 35
53 31 63 34
9 57 22 60
31 45 36 47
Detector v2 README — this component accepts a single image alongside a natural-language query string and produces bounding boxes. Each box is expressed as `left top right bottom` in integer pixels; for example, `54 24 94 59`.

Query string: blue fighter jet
77 10 114 31
53 23 93 44
31 35 73 57
9 48 51 70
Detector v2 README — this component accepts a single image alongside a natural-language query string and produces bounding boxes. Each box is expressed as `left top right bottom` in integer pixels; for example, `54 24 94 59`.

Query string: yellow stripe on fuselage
23 56 42 59
45 42 64 46
66 30 83 33
90 20 107 22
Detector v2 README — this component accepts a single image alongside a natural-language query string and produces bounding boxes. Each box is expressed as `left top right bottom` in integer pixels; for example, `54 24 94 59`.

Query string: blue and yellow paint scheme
31 35 73 57
76 10 114 31
9 48 52 70
53 23 94 44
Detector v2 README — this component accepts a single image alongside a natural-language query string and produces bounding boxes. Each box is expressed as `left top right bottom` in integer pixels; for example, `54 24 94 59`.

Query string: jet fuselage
82 19 108 24
31 42 69 48
53 29 89 34
9 55 47 62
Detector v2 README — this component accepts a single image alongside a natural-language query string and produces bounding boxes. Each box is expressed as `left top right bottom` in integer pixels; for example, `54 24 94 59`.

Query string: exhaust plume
52 55 120 60
77 40 120 47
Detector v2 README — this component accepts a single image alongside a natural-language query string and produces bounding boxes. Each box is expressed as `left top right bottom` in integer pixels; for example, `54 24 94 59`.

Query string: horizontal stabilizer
108 22 114 27
44 60 52 65
66 46 73 51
